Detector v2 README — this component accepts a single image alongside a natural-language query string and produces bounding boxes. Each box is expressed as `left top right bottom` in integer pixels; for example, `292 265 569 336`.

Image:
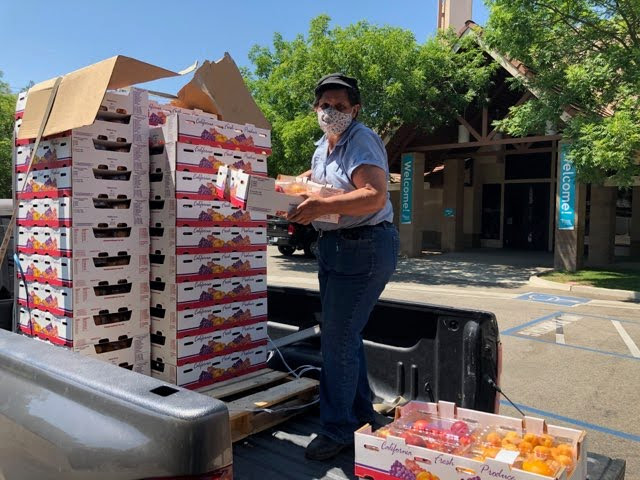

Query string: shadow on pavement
268 247 554 289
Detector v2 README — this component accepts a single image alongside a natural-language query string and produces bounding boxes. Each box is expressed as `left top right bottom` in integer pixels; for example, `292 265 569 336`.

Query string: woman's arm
298 169 312 178
287 164 387 225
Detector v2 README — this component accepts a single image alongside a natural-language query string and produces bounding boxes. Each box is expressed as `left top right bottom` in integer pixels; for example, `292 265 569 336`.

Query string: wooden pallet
200 368 319 442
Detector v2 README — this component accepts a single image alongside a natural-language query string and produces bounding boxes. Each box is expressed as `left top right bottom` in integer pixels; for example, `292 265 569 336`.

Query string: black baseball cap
314 73 360 96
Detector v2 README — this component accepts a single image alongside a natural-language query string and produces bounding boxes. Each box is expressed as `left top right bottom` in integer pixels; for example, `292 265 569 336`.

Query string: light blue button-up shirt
311 120 394 231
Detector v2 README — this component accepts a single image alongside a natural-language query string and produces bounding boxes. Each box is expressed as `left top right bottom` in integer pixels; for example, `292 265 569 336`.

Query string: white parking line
612 320 640 358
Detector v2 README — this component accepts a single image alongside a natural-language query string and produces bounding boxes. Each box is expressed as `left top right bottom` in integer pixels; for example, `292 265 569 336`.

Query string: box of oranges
354 401 587 480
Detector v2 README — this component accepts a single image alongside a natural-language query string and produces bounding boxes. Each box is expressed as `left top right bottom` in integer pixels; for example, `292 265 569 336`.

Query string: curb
528 275 640 302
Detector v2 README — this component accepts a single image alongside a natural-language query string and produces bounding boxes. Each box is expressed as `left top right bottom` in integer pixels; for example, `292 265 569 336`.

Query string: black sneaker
305 434 351 461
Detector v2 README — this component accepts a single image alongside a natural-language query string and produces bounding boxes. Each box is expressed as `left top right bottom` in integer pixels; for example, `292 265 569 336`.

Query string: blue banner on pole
400 154 413 224
558 144 576 230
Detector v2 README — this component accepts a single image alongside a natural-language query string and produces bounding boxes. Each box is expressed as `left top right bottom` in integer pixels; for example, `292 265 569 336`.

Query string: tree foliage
0 72 16 198
244 15 495 176
485 0 640 185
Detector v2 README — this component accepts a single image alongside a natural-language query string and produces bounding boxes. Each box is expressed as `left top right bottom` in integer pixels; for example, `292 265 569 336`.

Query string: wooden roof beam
412 134 561 152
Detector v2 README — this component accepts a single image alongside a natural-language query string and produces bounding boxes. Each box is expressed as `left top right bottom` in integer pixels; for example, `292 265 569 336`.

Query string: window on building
505 152 552 180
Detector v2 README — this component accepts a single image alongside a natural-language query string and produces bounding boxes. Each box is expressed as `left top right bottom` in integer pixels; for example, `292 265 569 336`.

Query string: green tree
244 15 495 176
485 0 640 185
0 72 16 198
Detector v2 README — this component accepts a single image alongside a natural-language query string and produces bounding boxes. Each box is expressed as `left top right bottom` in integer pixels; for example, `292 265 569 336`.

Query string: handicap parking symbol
515 292 591 307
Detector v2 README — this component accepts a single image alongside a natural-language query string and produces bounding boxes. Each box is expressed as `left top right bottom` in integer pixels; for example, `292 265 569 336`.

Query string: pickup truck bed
0 286 626 479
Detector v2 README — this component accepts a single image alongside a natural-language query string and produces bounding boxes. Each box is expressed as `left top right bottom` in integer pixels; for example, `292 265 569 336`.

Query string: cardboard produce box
150 169 218 200
151 320 268 366
149 223 267 254
150 198 265 227
15 91 28 118
18 307 72 346
176 225 266 254
16 225 149 259
150 250 266 283
150 139 268 176
150 344 267 389
17 248 148 286
19 304 150 350
75 331 151 376
224 168 341 223
16 161 149 201
150 142 232 174
17 226 73 257
354 400 587 480
14 137 72 173
17 278 149 318
150 297 267 339
148 101 218 127
161 112 271 154
149 275 267 311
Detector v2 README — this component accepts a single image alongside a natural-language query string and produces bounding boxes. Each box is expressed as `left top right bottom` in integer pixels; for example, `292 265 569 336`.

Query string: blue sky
1 0 489 94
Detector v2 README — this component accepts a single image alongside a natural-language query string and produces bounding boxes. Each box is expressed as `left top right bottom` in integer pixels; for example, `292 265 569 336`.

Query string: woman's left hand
287 196 328 225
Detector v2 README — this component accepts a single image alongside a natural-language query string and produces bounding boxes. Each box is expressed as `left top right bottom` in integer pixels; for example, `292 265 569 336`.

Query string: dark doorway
503 183 550 250
481 184 502 241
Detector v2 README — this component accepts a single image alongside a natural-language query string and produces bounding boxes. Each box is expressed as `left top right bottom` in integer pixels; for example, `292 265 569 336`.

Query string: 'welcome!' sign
557 144 576 230
400 154 413 224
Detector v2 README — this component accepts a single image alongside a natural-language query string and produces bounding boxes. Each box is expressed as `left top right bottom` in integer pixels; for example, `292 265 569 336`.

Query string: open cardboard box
18 53 269 145
229 168 342 223
354 400 587 480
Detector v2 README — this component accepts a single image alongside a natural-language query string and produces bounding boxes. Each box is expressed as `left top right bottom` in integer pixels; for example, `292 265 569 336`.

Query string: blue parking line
499 400 640 443
504 332 640 361
501 312 562 336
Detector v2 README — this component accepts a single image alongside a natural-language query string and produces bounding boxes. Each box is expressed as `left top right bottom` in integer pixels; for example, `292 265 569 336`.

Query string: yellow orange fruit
505 431 522 441
533 446 551 459
523 433 539 446
555 455 573 467
522 460 555 476
483 446 501 458
486 431 502 446
539 434 554 448
416 472 432 480
519 441 534 455
556 443 573 456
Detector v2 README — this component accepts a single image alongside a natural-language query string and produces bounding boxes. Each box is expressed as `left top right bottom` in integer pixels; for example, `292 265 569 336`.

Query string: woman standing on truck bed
288 73 399 461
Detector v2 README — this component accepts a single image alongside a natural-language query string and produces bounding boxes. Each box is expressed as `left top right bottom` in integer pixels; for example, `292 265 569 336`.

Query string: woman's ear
353 105 361 119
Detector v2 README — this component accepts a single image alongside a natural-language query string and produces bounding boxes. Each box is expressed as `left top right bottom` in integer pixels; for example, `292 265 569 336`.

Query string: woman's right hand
298 169 312 179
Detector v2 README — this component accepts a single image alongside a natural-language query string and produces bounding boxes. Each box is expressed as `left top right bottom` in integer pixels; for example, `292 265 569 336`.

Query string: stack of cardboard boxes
14 89 152 374
146 103 271 390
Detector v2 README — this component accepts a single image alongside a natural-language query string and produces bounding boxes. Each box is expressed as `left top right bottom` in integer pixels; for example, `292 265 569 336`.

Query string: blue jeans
316 221 399 444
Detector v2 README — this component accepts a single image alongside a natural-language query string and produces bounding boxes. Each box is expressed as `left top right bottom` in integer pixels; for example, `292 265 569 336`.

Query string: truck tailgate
0 329 232 480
